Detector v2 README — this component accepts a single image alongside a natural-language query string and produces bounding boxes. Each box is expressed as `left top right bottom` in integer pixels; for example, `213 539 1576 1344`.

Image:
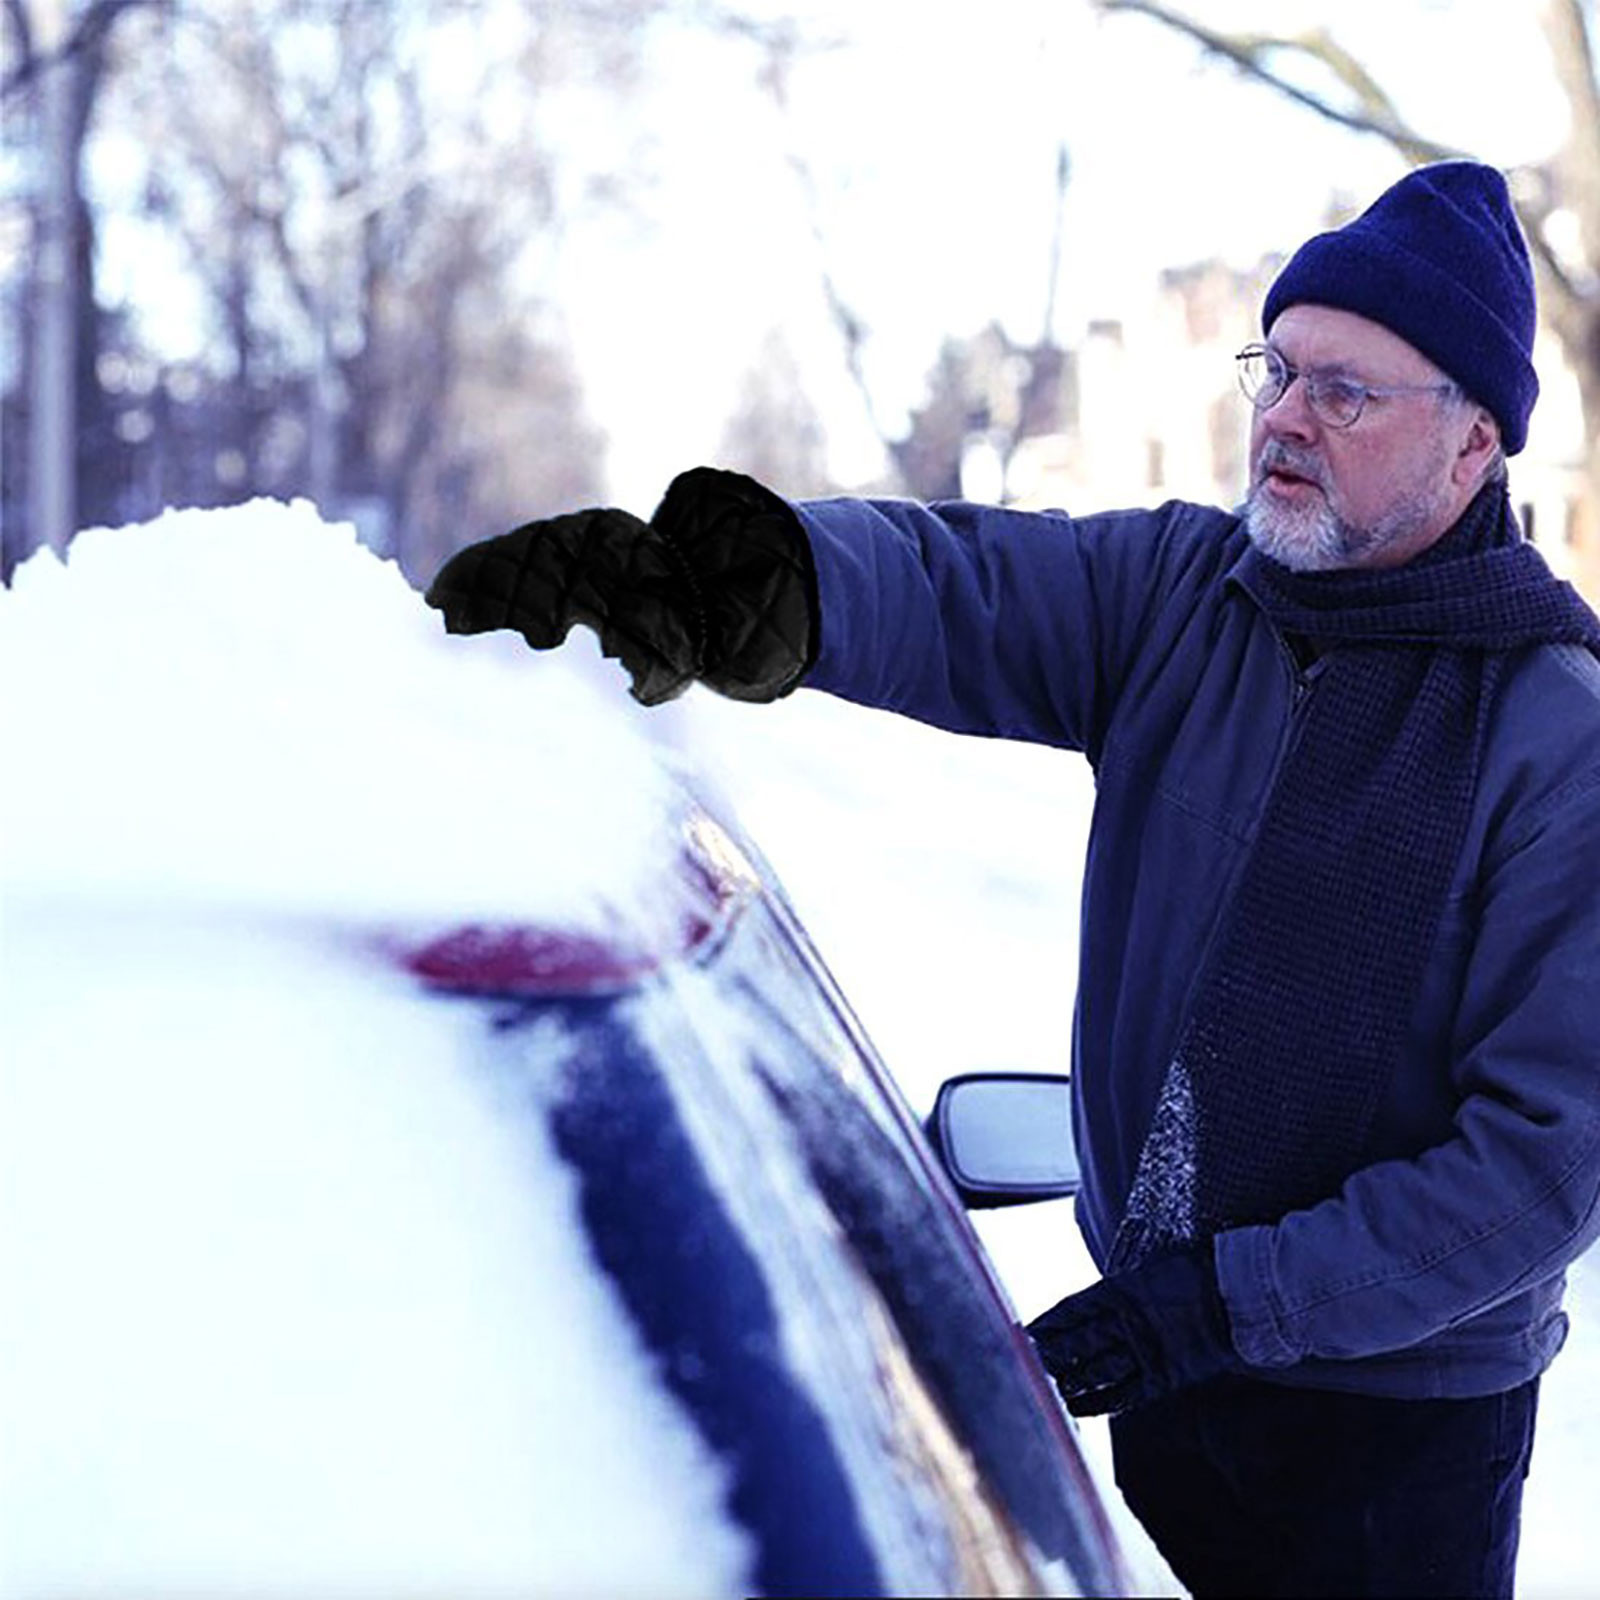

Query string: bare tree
3 0 159 572
6 0 823 581
892 323 1080 504
717 329 834 498
1100 0 1600 599
744 18 903 476
754 32 1081 500
99 0 629 579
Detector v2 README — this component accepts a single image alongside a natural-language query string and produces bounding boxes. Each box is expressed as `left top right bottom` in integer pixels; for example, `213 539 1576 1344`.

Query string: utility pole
29 0 80 558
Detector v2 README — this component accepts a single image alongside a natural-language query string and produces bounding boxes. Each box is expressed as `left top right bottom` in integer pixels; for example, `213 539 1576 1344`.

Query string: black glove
423 466 818 707
1026 1241 1245 1417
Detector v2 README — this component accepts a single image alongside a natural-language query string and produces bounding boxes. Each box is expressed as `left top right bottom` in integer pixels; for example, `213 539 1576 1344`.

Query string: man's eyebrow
1267 345 1366 380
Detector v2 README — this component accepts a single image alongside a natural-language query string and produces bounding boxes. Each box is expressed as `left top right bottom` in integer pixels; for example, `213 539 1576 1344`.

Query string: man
426 162 1600 1597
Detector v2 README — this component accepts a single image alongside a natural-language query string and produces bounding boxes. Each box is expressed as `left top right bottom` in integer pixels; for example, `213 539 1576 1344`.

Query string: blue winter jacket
794 492 1600 1399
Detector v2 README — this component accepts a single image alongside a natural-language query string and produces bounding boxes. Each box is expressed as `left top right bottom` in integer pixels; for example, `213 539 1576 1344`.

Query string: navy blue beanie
1262 162 1539 453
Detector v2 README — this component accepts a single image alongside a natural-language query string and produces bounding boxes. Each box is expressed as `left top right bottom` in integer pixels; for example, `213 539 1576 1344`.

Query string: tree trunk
29 0 78 556
1538 0 1600 600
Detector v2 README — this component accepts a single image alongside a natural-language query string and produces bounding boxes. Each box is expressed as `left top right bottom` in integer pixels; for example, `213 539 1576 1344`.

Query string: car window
474 818 1127 1596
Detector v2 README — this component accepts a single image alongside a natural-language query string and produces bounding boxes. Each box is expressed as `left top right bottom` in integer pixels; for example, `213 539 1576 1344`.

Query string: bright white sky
533 0 1569 505
83 1 1569 512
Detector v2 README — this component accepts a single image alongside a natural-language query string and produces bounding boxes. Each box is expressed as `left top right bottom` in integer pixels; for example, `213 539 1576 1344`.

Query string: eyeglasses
1235 343 1457 429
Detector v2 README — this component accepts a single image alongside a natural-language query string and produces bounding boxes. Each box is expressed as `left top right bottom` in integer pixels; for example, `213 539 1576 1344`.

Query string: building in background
940 258 1597 603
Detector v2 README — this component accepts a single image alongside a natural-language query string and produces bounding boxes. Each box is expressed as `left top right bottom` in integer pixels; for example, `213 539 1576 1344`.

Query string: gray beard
1244 474 1453 573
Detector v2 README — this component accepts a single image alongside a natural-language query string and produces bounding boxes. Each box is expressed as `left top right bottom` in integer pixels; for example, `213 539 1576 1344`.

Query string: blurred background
3 0 1598 602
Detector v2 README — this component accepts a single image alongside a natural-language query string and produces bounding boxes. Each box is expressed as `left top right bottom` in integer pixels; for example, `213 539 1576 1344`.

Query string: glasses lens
1237 347 1281 408
1305 374 1366 428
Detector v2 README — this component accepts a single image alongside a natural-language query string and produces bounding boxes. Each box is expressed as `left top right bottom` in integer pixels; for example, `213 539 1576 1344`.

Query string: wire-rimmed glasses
1235 343 1457 429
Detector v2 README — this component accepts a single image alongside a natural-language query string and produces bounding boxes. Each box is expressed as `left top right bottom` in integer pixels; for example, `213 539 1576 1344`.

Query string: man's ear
1452 405 1501 488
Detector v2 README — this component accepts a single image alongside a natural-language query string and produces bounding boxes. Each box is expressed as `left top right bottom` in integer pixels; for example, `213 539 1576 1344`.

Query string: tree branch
2 0 158 100
1541 0 1600 262
4 0 34 81
780 139 894 456
1098 0 1466 165
743 15 895 467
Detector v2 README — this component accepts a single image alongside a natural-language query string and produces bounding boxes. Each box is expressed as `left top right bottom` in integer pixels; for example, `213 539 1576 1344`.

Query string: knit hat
1262 161 1539 453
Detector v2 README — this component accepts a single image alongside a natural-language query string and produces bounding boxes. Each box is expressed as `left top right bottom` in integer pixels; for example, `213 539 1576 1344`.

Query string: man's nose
1259 373 1319 441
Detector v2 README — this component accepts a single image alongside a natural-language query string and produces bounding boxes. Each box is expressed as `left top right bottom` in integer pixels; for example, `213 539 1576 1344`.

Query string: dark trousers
1110 1374 1539 1599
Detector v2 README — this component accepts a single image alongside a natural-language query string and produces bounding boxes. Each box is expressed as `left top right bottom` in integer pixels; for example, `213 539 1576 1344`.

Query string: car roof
1 499 700 941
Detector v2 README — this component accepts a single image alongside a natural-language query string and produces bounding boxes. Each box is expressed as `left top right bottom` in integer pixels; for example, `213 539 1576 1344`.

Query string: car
1 501 1135 1597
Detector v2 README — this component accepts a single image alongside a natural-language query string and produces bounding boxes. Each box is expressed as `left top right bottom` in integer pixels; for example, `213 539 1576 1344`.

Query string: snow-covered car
0 502 1132 1597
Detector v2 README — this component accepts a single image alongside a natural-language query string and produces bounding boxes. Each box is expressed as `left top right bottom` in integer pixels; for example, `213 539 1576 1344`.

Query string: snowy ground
4 500 1595 1596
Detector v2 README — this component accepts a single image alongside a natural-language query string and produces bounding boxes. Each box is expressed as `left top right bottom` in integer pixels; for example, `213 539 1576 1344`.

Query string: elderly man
427 162 1600 1597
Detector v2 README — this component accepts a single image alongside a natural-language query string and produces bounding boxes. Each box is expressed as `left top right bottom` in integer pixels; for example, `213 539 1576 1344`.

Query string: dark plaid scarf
1111 479 1600 1270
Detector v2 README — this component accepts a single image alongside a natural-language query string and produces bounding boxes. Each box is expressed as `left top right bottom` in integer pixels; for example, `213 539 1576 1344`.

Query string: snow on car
0 501 1131 1598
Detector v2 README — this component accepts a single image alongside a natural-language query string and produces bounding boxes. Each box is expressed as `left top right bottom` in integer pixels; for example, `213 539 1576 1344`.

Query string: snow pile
0 503 753 1598
1 499 685 929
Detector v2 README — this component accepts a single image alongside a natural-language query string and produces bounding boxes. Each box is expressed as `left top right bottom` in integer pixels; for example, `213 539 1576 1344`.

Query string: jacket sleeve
793 495 1216 756
1217 759 1600 1368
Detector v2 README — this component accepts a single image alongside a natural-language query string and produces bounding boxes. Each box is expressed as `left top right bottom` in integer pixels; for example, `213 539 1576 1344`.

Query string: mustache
1254 442 1329 490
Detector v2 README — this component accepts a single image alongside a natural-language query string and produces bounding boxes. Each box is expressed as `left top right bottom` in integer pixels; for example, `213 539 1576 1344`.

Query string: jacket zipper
1266 630 1324 795
1274 628 1323 712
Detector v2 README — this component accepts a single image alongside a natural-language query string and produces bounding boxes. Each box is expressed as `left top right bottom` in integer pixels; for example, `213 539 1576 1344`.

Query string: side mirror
926 1072 1080 1209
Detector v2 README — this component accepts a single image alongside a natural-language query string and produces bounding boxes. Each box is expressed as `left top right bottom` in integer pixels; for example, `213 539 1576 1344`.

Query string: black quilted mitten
425 507 700 706
423 468 818 707
649 467 818 704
